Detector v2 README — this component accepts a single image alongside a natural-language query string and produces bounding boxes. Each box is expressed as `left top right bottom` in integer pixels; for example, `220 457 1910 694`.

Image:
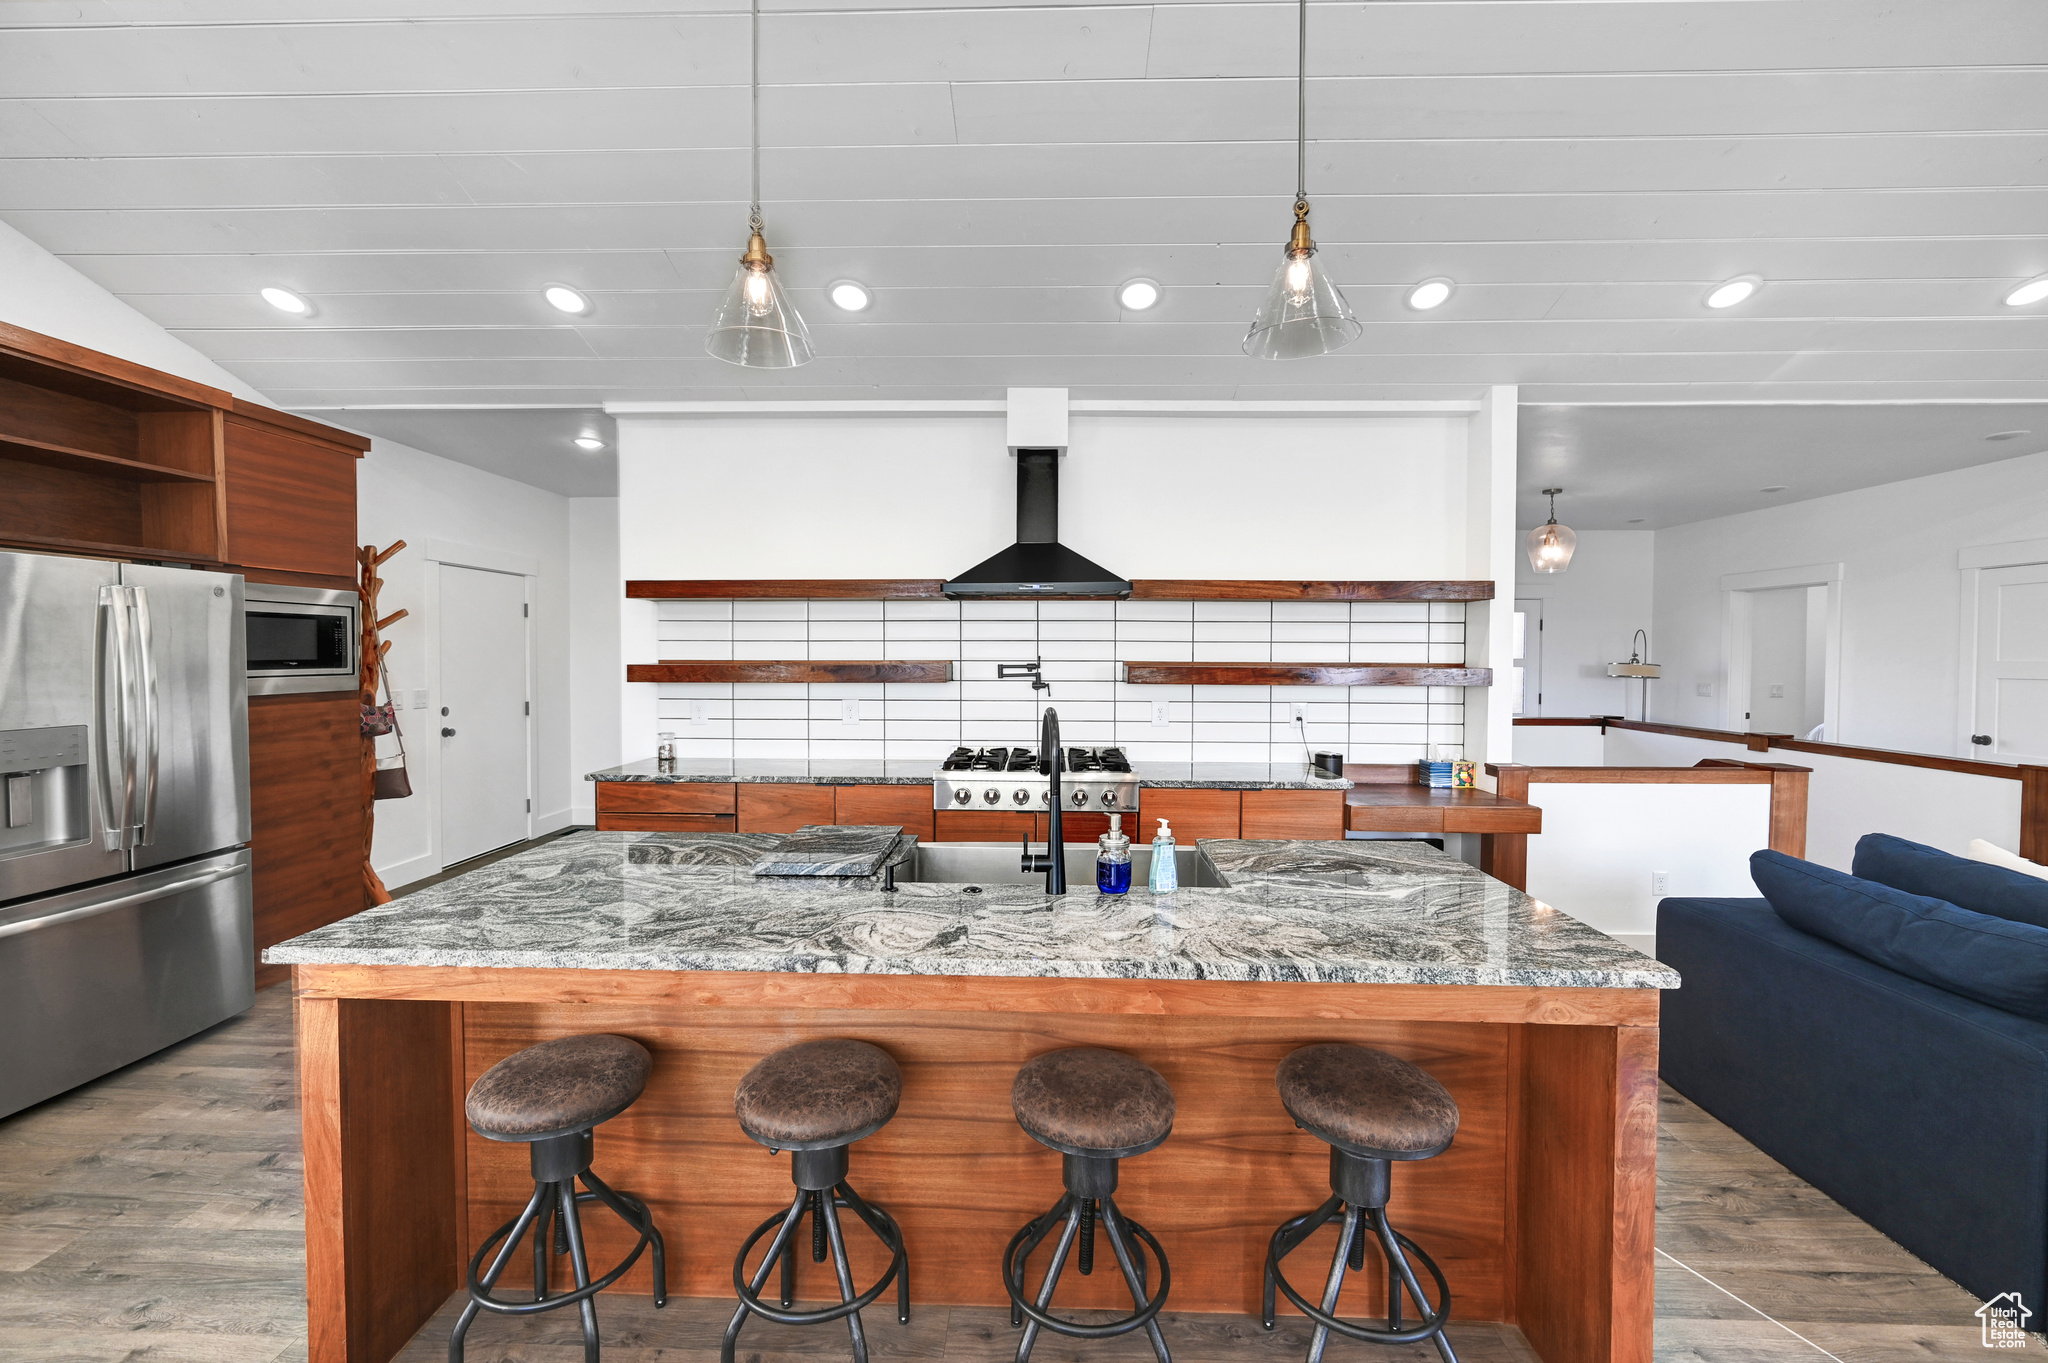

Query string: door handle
0 860 248 943
1972 734 1994 746
130 585 158 846
95 585 142 850
441 727 457 737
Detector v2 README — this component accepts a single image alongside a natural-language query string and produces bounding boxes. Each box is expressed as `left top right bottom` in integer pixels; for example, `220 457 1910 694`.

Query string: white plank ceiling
0 0 2042 411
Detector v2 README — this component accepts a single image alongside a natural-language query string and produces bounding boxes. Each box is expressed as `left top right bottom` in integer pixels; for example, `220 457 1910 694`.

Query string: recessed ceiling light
828 280 872 312
1705 275 1761 309
2005 275 2048 308
573 436 605 452
1117 278 1161 311
1406 278 1454 310
1987 429 2032 441
1760 485 1788 493
260 287 311 316
543 285 590 315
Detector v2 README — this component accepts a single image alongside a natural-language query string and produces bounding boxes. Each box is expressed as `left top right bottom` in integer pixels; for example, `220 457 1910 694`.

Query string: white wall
1513 530 1655 720
0 219 263 402
359 439 572 888
569 498 622 826
1652 450 2048 753
611 401 1517 771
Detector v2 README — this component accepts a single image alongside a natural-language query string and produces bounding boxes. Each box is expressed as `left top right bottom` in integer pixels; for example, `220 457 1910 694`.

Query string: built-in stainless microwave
244 582 359 695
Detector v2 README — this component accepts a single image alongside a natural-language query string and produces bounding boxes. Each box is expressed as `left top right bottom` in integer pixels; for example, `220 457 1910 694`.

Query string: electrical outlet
1151 699 1171 728
1291 703 1307 723
1651 871 1670 897
1696 682 1713 698
1768 683 1785 698
841 698 861 726
689 700 709 727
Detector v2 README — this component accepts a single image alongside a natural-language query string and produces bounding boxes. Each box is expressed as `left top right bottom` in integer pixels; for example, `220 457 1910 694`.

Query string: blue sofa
1659 848 2048 1306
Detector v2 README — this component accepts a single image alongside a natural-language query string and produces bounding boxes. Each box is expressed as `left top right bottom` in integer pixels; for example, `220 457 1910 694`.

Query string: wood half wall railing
1484 756 1810 892
1514 716 2048 862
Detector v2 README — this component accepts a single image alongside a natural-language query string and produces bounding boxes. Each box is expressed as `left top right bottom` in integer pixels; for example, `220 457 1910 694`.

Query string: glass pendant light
1526 487 1577 573
1243 0 1362 360
706 0 812 368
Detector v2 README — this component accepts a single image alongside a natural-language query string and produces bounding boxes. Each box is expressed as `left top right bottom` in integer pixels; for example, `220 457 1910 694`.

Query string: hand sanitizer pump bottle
1149 818 1178 893
1096 814 1132 895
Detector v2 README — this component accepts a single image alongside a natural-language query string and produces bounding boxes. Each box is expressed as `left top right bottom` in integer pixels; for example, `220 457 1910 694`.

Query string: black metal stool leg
838 1181 911 1324
819 1191 871 1363
1016 1198 1084 1363
1007 1196 1069 1328
779 1199 799 1308
1263 1197 1341 1330
1099 1197 1171 1363
579 1171 667 1308
555 1182 601 1363
532 1190 552 1303
722 1186 808 1363
1371 1208 1458 1363
1307 1204 1362 1363
449 1182 549 1363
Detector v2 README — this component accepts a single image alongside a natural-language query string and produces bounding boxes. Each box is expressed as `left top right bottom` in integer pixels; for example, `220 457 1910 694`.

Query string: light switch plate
1696 683 1713 698
412 688 429 710
1768 684 1785 698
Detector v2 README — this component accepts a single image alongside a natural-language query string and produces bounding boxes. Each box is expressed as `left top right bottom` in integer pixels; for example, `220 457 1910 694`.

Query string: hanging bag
372 669 413 800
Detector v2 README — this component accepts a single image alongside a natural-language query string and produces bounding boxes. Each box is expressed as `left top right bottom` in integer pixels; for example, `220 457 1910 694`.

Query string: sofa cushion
1853 832 2048 930
1752 848 2048 1020
1970 838 2048 884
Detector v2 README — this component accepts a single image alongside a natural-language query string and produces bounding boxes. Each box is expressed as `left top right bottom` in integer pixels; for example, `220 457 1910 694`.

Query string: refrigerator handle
130 586 159 846
0 860 248 943
93 585 138 850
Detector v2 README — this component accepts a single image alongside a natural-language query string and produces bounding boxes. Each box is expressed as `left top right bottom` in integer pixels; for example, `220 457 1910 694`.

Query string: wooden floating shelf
627 660 955 684
1121 662 1494 688
626 579 1496 602
0 528 222 566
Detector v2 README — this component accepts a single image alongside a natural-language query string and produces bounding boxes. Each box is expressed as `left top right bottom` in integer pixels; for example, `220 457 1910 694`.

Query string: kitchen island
270 832 1671 1363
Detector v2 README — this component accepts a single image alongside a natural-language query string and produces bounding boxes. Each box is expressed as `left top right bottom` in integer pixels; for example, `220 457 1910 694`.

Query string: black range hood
942 449 1131 599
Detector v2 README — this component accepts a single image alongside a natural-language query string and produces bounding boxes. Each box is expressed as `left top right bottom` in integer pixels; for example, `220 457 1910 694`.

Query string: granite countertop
587 758 1351 791
267 831 1675 990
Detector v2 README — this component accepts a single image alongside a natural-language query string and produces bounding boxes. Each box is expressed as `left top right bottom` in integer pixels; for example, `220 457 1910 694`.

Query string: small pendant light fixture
705 0 812 368
1526 488 1577 573
1243 0 1362 360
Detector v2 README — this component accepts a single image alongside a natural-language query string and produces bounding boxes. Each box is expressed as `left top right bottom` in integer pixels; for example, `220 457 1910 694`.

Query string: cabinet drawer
595 782 737 815
1241 789 1344 840
1142 788 1241 843
832 785 935 842
594 812 737 833
738 784 837 834
934 810 1038 842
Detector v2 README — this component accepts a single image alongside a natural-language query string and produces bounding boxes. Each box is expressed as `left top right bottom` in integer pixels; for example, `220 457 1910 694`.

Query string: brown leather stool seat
465 1033 652 1143
734 1038 903 1151
1276 1043 1459 1161
1012 1047 1175 1159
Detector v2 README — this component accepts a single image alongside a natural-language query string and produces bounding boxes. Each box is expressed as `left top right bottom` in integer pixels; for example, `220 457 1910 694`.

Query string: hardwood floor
0 988 2009 1363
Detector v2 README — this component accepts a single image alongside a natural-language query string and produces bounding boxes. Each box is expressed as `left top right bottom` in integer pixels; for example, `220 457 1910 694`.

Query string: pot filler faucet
1019 706 1067 895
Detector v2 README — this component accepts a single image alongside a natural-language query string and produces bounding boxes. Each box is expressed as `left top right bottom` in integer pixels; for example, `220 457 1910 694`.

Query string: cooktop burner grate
939 745 1130 773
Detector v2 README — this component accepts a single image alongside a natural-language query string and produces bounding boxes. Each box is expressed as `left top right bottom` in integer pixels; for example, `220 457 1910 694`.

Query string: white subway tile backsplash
635 598 1472 764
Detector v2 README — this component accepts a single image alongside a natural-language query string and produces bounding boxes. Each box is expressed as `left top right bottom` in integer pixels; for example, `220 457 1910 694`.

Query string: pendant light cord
1295 0 1307 204
749 0 763 235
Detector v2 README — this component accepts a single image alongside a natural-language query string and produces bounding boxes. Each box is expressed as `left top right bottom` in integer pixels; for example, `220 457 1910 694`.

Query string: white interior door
1745 586 1812 735
439 564 531 864
1513 598 1541 717
1974 563 2048 764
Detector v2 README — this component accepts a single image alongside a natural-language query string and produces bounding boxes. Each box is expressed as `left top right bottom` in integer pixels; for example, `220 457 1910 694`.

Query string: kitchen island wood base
292 966 1655 1363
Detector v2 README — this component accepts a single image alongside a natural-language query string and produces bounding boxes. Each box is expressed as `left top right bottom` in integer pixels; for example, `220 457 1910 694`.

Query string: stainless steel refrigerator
0 549 253 1120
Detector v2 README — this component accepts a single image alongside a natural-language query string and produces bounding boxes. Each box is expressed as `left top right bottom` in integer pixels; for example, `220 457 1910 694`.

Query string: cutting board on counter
751 825 905 877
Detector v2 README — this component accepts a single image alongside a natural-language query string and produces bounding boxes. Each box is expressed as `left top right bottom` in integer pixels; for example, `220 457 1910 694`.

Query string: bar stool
722 1039 910 1363
1263 1043 1460 1363
450 1034 667 1363
1003 1048 1175 1363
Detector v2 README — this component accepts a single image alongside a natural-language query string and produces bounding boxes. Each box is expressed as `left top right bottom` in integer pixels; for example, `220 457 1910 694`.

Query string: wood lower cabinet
595 782 739 832
934 809 1039 842
249 692 364 989
832 785 936 843
737 784 836 833
1142 787 1242 842
1241 789 1345 839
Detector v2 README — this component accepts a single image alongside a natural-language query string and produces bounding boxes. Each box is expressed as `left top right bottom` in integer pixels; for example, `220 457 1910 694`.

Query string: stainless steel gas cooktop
932 746 1140 813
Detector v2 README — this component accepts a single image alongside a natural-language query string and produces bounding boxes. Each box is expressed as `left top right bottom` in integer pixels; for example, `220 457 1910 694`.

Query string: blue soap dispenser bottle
1148 818 1178 893
1096 814 1132 895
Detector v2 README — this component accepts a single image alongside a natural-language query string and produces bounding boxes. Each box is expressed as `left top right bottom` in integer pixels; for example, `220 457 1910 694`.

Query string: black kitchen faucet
1019 706 1067 895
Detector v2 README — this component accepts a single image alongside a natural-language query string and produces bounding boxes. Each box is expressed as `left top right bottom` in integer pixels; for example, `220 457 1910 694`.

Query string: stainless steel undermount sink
896 841 1228 889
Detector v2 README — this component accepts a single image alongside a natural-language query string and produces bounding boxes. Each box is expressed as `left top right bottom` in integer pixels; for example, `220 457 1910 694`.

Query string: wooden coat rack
360 540 407 906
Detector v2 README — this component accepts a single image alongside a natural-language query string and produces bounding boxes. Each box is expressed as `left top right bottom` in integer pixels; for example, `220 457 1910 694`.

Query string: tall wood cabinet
0 321 372 989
